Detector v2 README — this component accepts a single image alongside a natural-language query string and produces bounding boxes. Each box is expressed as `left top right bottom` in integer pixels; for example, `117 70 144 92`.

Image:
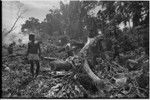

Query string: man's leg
35 60 40 77
29 60 34 76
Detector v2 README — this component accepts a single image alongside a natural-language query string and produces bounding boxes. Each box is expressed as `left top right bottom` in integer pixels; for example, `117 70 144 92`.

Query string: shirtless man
26 34 41 77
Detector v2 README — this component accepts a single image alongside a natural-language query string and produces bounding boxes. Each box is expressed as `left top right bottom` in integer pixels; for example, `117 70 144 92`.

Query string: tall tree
21 17 41 33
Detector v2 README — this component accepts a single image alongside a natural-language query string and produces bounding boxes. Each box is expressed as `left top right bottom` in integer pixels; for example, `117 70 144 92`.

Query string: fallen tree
43 34 107 92
78 35 106 87
3 33 149 98
45 34 103 72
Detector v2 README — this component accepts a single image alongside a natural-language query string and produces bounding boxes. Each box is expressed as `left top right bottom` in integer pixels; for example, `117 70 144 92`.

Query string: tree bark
83 59 102 83
79 35 103 55
47 34 104 86
49 59 73 71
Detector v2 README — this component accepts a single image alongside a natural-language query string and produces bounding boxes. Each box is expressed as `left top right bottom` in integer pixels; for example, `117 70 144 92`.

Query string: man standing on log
26 34 41 77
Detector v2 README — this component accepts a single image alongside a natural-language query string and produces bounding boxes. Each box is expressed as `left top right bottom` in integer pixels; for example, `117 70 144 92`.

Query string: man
26 34 41 77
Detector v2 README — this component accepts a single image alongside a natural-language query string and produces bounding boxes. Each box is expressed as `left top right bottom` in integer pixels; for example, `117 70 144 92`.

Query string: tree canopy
21 1 149 51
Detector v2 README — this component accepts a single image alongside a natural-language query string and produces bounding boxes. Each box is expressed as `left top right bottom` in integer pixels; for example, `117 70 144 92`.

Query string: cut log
48 35 104 79
49 60 73 71
46 35 104 87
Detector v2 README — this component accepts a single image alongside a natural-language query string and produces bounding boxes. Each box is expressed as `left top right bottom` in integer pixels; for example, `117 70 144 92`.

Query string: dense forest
2 1 149 98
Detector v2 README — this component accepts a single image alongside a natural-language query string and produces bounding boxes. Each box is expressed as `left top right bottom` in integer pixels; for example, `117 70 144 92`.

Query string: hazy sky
2 0 127 33
2 0 69 33
2 0 128 44
2 0 68 44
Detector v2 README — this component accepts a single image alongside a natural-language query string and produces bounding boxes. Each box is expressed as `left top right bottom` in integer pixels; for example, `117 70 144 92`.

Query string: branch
5 16 21 35
5 5 28 35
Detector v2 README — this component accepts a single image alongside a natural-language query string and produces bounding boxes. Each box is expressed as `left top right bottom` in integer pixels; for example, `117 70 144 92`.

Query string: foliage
2 39 149 98
3 1 149 99
21 1 148 52
21 17 41 33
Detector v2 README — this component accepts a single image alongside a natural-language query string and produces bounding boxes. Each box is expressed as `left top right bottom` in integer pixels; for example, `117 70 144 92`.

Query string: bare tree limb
5 4 28 36
5 16 21 35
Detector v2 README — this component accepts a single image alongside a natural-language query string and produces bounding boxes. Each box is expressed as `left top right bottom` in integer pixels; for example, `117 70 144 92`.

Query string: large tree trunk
46 35 104 86
79 35 106 90
83 59 102 83
77 35 103 80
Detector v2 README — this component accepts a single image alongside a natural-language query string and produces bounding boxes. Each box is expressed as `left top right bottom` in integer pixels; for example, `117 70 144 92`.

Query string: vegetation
2 1 149 99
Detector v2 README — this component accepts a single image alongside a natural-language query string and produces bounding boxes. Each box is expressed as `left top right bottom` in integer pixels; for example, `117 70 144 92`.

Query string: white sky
2 0 62 33
2 0 130 44
2 0 65 44
3 0 125 33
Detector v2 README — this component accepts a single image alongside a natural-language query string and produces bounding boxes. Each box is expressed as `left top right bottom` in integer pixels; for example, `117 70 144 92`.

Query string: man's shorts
28 54 40 61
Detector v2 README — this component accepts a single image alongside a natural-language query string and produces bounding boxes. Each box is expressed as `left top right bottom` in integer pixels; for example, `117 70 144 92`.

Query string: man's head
29 34 35 41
